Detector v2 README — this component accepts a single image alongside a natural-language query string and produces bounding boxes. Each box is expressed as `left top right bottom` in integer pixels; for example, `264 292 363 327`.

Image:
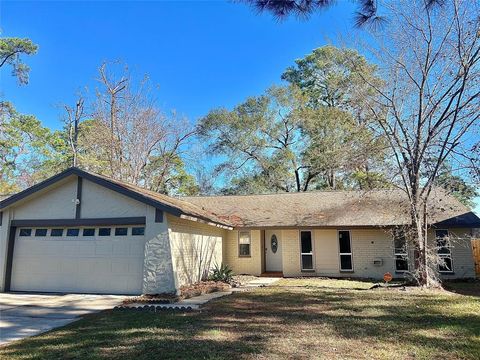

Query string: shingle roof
88 172 233 228
182 189 480 228
1 167 478 229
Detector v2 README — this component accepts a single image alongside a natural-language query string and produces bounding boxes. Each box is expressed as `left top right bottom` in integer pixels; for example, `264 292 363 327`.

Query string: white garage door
11 225 147 294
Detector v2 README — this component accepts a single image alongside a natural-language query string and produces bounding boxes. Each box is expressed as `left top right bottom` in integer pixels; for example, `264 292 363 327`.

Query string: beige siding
281 229 300 276
7 176 147 220
0 177 176 294
282 229 395 278
81 179 147 218
224 229 262 276
240 227 476 280
427 228 475 279
349 229 396 278
314 229 339 274
13 176 77 219
167 214 226 287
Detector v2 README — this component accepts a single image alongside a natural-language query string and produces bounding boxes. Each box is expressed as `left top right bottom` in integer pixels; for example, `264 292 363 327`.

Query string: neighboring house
0 167 478 295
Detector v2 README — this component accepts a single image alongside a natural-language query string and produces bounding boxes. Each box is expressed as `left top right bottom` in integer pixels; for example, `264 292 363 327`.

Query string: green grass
1 279 479 359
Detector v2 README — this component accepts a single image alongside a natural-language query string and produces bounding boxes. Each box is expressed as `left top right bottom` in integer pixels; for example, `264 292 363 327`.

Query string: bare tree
96 62 128 176
87 62 196 193
360 0 480 286
63 95 86 167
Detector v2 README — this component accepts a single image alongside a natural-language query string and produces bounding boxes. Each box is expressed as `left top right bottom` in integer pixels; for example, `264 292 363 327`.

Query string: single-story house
0 167 478 295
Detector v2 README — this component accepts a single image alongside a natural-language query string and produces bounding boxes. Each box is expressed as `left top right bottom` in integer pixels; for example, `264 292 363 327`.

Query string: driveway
0 293 124 345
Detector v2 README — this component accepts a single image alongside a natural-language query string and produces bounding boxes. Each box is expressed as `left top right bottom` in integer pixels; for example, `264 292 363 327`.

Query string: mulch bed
122 281 230 305
180 281 230 299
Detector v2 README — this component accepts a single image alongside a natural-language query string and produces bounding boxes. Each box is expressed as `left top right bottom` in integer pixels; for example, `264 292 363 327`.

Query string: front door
265 230 282 272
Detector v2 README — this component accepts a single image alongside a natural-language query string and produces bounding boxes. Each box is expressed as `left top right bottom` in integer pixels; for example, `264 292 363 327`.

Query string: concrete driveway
0 293 125 345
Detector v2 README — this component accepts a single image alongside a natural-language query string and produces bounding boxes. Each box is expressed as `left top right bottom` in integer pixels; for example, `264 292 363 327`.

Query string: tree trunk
410 199 434 287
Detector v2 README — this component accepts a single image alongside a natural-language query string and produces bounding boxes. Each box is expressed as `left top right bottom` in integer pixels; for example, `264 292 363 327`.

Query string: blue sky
1 1 479 212
1 0 357 127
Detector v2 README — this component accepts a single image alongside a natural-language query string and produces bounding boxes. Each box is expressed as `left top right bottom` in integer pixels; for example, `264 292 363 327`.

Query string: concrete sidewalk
0 293 124 345
241 277 280 288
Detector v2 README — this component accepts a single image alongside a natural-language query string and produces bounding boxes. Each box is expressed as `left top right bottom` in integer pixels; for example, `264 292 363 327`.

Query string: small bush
180 281 230 299
209 263 234 284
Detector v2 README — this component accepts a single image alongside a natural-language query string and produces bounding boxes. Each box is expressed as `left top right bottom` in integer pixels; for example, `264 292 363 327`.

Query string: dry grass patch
1 278 479 359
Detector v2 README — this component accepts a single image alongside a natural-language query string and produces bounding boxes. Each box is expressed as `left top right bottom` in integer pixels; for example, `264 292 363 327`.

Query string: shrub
209 263 234 283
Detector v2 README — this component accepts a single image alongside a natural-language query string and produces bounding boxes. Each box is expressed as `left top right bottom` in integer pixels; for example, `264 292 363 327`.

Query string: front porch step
260 272 283 278
244 277 281 288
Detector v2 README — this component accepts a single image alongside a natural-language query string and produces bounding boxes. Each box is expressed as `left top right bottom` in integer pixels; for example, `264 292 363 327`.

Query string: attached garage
11 225 146 295
0 167 232 295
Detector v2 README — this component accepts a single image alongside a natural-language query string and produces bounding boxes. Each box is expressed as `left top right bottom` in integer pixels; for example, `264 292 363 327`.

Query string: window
19 228 32 236
35 229 48 237
50 229 64 237
393 229 408 272
83 228 95 236
300 231 314 270
98 228 111 236
115 227 128 236
66 228 80 237
238 231 251 257
339 230 353 271
132 227 145 236
155 209 163 223
436 229 453 273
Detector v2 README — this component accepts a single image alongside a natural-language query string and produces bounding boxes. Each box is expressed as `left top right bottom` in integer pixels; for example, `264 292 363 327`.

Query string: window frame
82 228 96 237
66 228 80 237
393 229 409 273
50 228 64 237
98 228 111 237
132 227 145 236
338 230 354 272
238 230 251 257
299 230 315 271
19 228 32 237
34 228 48 237
114 227 128 236
436 229 454 273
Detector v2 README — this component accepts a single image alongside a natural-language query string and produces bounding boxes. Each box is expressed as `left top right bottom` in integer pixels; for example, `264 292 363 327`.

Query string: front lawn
1 278 479 359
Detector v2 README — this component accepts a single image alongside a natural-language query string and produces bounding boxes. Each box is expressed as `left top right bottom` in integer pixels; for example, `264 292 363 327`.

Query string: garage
0 167 231 295
10 225 147 295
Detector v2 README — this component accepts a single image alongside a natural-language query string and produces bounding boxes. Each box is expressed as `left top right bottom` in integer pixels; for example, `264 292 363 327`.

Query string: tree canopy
198 46 388 194
0 36 38 85
0 102 56 193
242 0 445 28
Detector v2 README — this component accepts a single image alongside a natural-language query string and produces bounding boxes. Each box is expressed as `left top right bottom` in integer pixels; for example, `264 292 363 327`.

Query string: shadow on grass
1 285 479 359
443 280 480 298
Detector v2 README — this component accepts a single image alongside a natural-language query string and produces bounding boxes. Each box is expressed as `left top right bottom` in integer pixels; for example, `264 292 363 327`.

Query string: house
0 167 478 295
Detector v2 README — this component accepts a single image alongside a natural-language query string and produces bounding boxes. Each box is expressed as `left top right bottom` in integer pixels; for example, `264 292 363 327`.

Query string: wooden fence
472 239 480 276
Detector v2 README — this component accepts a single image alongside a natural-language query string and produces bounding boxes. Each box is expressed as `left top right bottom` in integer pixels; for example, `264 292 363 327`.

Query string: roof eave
0 167 232 229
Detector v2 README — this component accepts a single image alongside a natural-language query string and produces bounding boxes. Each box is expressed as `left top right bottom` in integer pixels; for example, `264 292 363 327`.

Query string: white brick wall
167 214 226 288
250 227 475 279
427 228 475 279
224 229 262 276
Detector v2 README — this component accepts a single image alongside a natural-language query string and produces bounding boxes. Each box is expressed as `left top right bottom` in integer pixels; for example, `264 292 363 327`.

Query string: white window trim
238 230 251 257
299 230 315 271
436 229 454 273
393 230 409 273
338 230 354 272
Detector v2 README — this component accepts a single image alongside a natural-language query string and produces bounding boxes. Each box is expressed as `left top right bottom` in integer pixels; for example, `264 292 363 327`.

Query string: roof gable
0 167 232 229
2 168 478 229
